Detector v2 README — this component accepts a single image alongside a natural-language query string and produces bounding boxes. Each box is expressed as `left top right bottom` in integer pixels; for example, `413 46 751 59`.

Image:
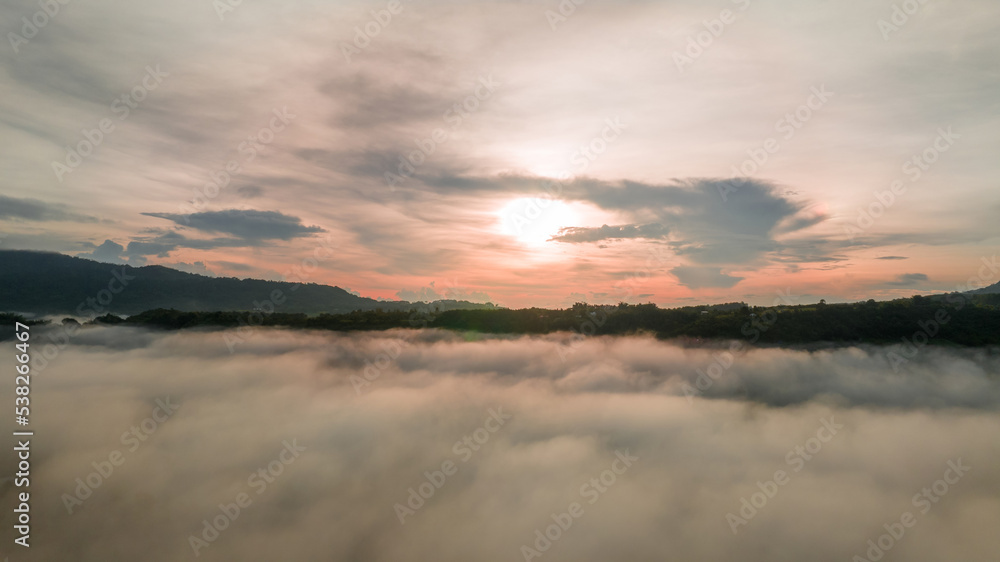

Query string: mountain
968 281 1000 295
0 250 492 316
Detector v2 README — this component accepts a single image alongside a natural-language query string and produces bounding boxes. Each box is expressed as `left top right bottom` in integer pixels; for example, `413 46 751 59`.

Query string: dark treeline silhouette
114 293 1000 346
5 250 1000 346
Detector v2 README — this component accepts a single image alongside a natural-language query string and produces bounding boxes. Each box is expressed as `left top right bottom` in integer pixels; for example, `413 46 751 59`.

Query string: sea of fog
2 326 999 561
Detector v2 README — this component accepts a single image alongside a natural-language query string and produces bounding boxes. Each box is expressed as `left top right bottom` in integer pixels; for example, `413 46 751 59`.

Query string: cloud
551 223 669 244
888 273 930 286
162 261 216 277
0 194 99 223
120 230 258 262
206 261 286 281
423 175 830 270
670 266 744 289
396 286 442 302
214 260 256 272
14 327 1000 561
2 0 998 308
142 210 325 241
321 72 455 130
569 178 820 266
876 256 909 260
107 209 330 264
236 186 263 199
395 281 492 304
77 239 126 264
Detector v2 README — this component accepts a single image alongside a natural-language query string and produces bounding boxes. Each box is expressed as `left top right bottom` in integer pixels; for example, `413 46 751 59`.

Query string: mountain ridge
0 250 493 316
968 280 1000 295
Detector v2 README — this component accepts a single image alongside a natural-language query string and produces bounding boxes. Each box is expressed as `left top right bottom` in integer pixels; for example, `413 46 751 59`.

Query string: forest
7 292 994 347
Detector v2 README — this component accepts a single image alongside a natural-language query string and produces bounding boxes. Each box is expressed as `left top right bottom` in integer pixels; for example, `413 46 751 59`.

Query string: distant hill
968 281 1000 295
0 250 493 316
113 293 1000 347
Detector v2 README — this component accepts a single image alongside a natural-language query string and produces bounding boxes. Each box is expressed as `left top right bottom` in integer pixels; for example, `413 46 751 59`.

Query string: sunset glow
0 0 997 309
498 198 578 247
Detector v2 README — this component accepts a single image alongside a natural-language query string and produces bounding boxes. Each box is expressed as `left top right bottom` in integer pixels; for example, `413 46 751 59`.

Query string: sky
1 0 998 308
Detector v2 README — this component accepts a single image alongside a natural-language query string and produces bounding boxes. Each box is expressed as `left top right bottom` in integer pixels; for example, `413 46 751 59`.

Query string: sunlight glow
497 197 578 247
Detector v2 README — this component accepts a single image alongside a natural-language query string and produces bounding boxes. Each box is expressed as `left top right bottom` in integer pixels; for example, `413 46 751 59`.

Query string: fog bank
2 327 998 561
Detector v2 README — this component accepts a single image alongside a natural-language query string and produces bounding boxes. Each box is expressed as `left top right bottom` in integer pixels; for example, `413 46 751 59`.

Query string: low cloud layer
77 209 328 265
2 328 998 561
888 273 930 286
143 210 325 240
0 194 99 223
670 265 745 290
550 223 669 244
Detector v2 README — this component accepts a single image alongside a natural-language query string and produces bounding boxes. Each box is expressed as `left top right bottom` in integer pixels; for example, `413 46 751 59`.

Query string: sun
497 197 578 247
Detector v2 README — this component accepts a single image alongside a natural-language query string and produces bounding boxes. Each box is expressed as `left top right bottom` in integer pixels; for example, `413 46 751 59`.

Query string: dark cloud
142 210 325 241
888 273 930 286
124 232 187 258
412 175 832 270
120 230 261 264
396 286 443 302
551 223 669 244
162 261 216 277
876 256 909 260
396 282 493 304
670 266 745 289
568 178 814 265
321 73 451 130
77 239 126 264
214 260 256 272
236 186 263 199
768 237 851 267
0 194 99 223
